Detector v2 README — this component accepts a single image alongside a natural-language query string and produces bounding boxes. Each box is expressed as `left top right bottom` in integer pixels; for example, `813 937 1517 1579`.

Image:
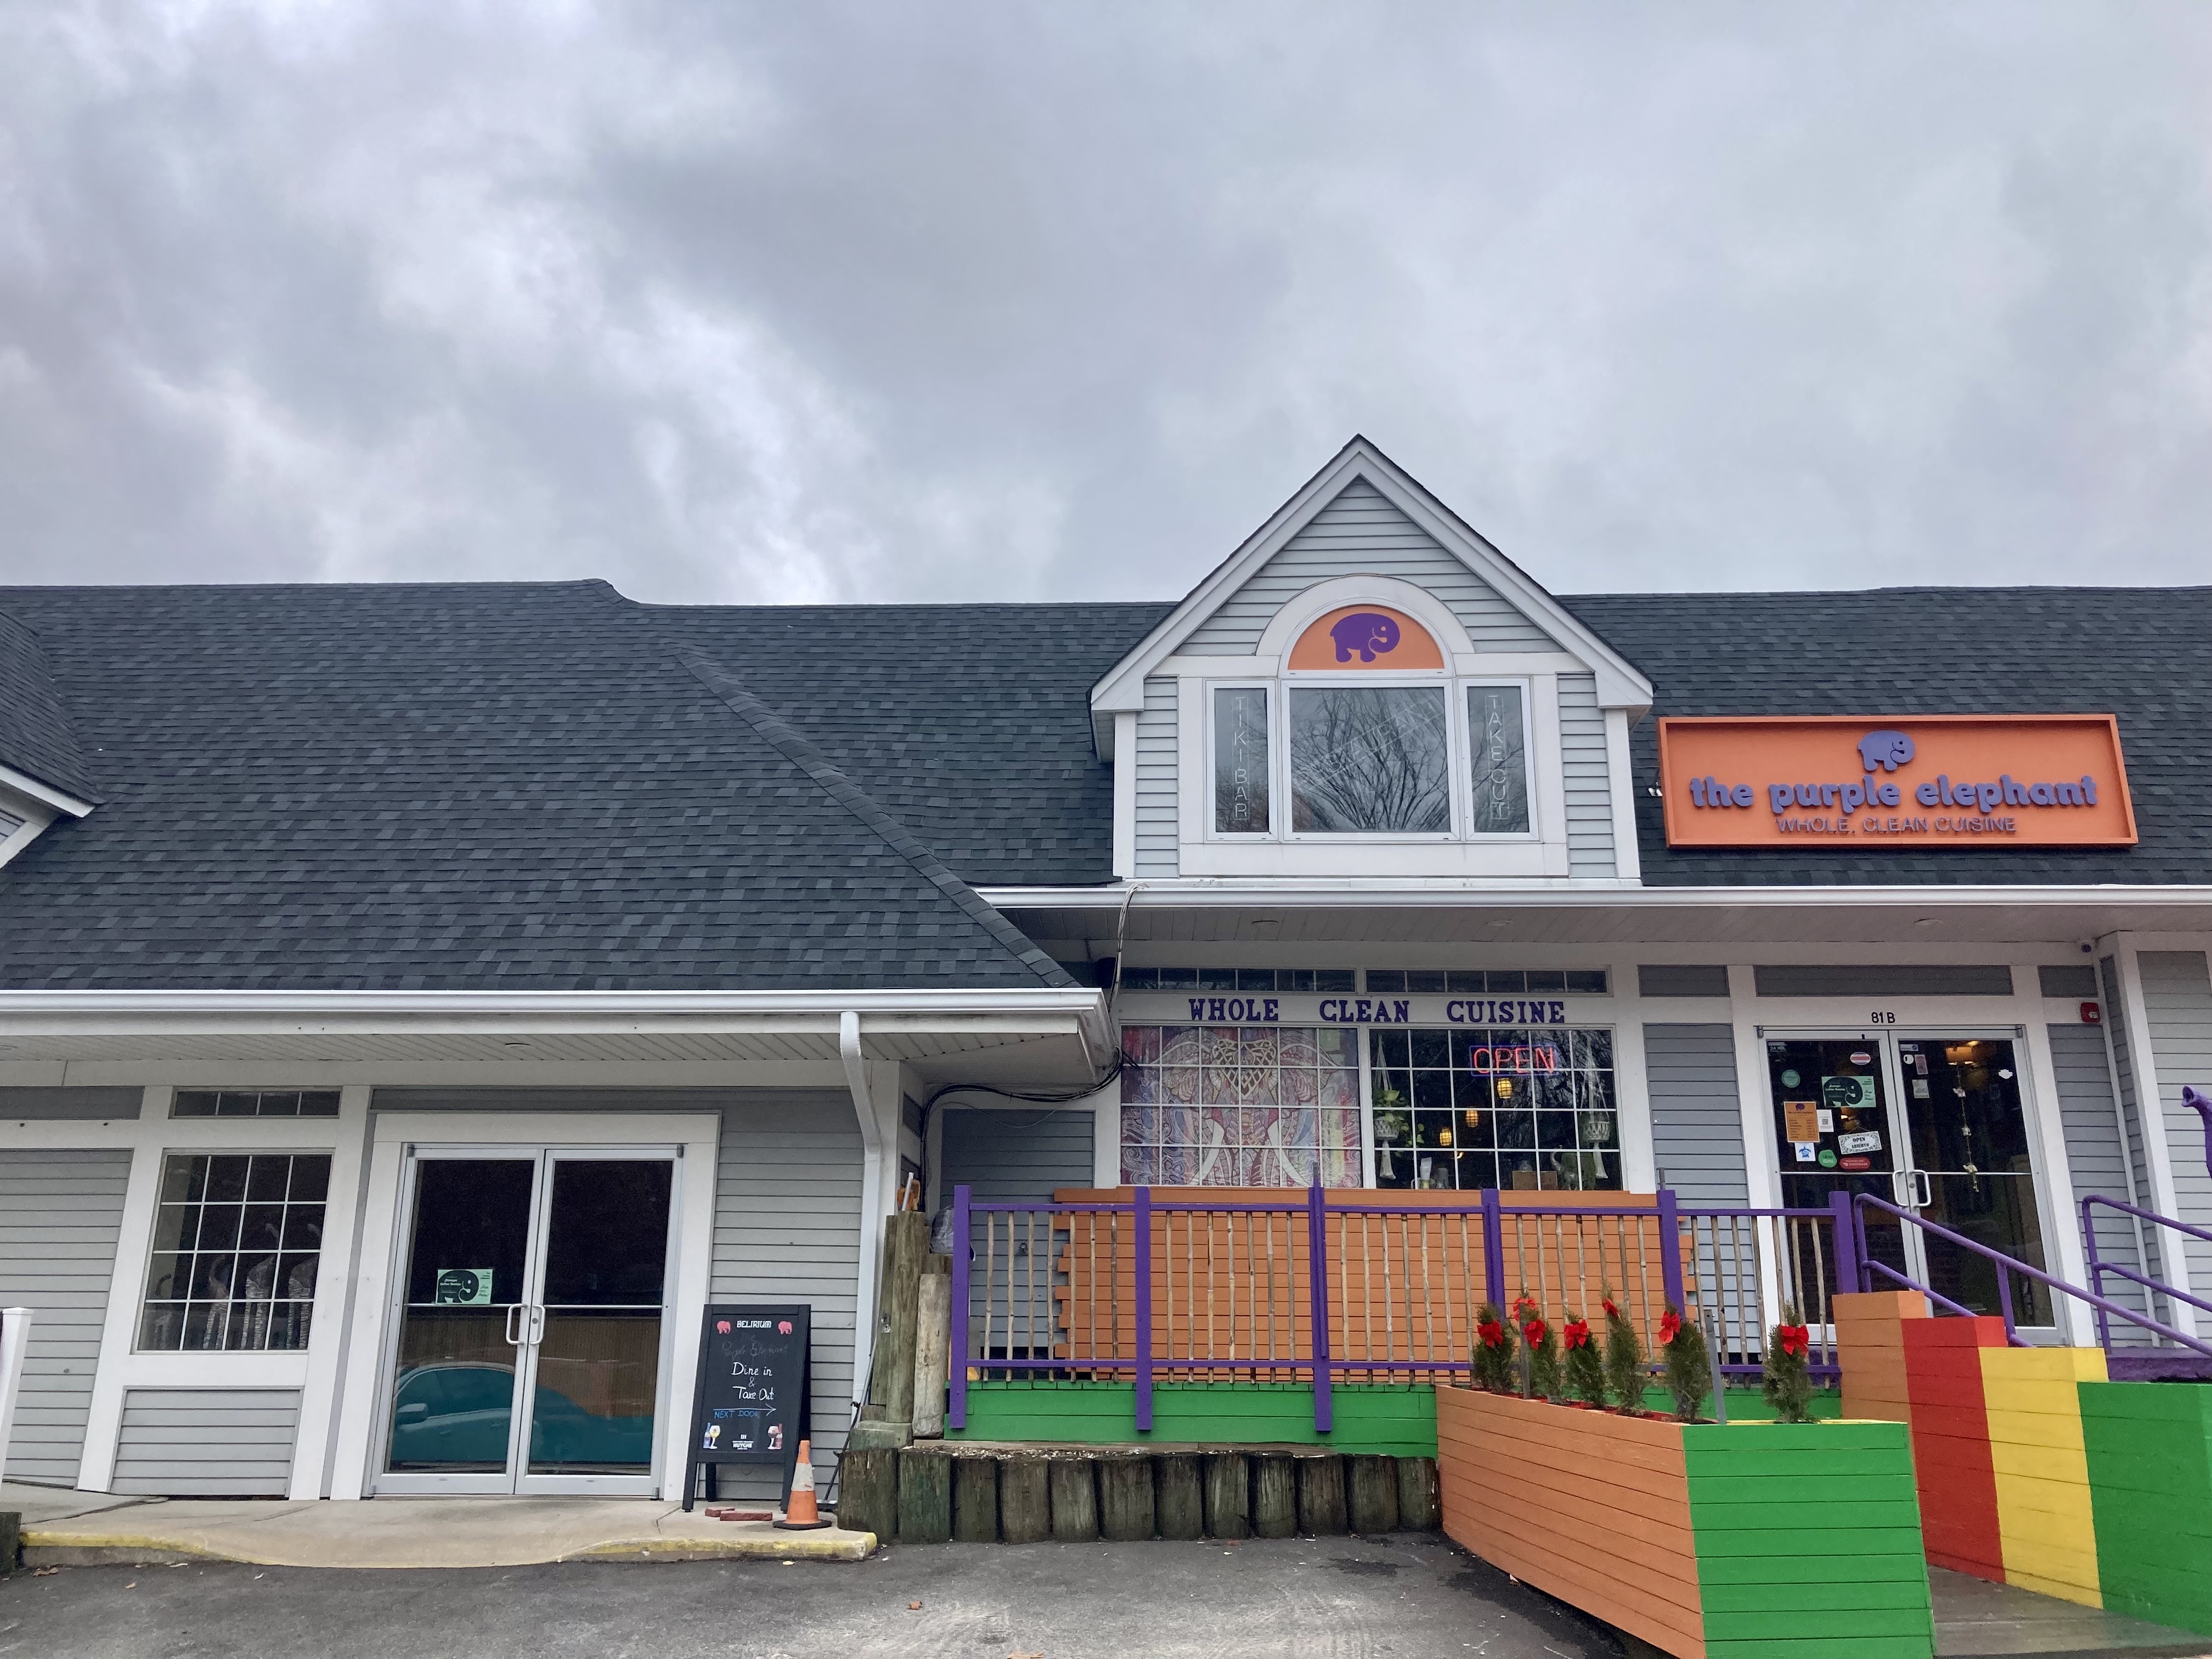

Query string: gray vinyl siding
1181 479 1561 655
2138 951 2212 1301
2048 1022 2152 1335
1753 963 2017 998
0 1087 143 1121
1639 965 1731 998
709 1092 862 1489
941 1107 1099 1202
1558 673 1615 878
1644 1024 1750 1205
1133 674 1178 876
110 1389 300 1496
1 1149 131 1486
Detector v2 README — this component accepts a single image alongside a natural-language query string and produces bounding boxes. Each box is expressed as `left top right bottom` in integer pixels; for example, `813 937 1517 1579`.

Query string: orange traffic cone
774 1439 831 1530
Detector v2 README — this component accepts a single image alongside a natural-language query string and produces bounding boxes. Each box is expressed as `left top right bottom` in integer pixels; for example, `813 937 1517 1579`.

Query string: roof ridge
674 650 1076 991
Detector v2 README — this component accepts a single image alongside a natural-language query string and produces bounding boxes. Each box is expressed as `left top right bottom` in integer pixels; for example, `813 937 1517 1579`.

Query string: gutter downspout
841 1011 888 1408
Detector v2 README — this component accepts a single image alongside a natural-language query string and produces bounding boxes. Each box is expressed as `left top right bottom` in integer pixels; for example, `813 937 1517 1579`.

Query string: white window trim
1200 670 1542 845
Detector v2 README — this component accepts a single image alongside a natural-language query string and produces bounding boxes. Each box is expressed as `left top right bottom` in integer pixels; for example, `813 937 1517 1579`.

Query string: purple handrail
946 1184 1846 1432
2081 1191 2212 1352
1852 1190 2212 1358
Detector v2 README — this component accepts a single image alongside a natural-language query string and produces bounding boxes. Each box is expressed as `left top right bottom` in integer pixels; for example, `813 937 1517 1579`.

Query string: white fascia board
0 986 1109 1051
0 763 95 819
978 880 2212 915
1086 437 1656 723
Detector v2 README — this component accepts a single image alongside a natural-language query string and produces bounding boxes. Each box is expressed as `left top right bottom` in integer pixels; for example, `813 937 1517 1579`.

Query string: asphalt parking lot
0 1535 1624 1659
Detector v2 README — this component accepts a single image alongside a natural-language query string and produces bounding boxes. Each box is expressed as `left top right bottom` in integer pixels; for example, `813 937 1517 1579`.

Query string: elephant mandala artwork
1329 611 1402 663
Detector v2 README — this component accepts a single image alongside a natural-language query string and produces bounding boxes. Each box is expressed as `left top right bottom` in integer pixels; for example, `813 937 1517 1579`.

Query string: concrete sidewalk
2 1482 874 1568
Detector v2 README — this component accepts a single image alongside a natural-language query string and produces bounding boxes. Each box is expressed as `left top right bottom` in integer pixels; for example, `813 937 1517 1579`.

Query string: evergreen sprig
1659 1301 1710 1423
1472 1300 1517 1393
1600 1289 1644 1412
1562 1312 1606 1407
1763 1302 1816 1424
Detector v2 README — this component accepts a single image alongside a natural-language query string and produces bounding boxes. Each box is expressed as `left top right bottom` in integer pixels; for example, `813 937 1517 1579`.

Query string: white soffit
1088 437 1656 743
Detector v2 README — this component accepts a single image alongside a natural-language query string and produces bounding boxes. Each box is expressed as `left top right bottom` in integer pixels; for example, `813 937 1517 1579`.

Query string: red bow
1600 1296 1620 1318
1510 1294 1538 1321
1778 1323 1810 1358
1522 1318 1548 1347
1564 1318 1592 1350
1477 1319 1506 1349
1658 1310 1683 1345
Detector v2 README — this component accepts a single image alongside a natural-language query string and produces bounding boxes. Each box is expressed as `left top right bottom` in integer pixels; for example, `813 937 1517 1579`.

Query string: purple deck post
949 1183 971 1430
2081 1195 2114 1351
1829 1189 1861 1305
1481 1186 1506 1310
1308 1183 1333 1434
1656 1187 1685 1315
1133 1185 1154 1432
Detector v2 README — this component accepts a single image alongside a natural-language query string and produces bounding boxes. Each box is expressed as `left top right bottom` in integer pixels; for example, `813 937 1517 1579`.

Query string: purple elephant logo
1330 611 1402 663
1857 730 1915 773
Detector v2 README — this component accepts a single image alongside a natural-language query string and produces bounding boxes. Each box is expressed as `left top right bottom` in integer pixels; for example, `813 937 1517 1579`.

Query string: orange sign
1658 715 2136 848
1288 606 1444 670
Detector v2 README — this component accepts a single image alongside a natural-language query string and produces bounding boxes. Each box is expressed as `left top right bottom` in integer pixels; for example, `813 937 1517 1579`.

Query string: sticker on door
1838 1131 1882 1155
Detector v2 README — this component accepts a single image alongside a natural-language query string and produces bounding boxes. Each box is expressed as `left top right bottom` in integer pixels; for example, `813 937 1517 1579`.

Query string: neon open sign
1469 1042 1563 1076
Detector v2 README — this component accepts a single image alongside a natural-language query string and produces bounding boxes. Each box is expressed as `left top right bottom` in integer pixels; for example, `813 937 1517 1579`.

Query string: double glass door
377 1147 678 1494
1765 1033 2052 1327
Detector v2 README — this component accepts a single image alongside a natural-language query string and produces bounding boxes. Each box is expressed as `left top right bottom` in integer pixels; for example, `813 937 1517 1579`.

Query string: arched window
1209 603 1533 840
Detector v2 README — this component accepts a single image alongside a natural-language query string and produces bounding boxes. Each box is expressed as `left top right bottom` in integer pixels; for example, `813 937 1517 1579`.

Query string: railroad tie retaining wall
836 1447 1441 1545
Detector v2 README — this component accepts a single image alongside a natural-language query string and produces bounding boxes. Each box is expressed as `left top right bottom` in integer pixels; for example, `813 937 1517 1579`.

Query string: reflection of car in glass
390 1363 652 1468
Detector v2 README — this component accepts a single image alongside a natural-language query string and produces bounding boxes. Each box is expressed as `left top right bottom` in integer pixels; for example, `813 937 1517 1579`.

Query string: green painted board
947 1381 1437 1454
1693 1552 1929 1588
1688 1498 1925 1532
1704 1607 1935 1641
1700 1579 1933 1615
1707 1638 1935 1659
1689 1473 1919 1506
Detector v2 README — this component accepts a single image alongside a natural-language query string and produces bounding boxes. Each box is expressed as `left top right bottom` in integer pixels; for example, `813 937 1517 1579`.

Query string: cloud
2 1 2209 602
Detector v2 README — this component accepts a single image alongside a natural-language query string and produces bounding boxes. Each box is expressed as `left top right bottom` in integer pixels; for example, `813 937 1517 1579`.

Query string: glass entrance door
379 1147 678 1494
1764 1034 2051 1327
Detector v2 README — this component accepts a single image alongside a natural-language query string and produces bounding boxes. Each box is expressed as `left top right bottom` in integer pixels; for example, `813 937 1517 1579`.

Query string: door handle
1912 1170 1934 1209
504 1303 524 1346
527 1304 546 1345
1892 1170 1916 1209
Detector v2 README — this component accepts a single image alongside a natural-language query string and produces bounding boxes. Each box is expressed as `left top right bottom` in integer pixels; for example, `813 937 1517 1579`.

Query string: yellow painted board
1979 1348 2108 1385
1982 1386 2094 1427
2006 1567 2103 1610
1988 1441 2092 1485
1993 1491 2099 1551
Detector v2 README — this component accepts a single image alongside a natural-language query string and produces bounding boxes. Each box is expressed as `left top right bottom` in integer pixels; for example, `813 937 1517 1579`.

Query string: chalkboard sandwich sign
682 1303 811 1512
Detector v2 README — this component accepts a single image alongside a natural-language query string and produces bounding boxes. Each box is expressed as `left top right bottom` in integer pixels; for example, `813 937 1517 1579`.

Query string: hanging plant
1659 1301 1711 1423
1600 1289 1644 1412
1562 1313 1607 1407
1472 1300 1516 1393
1763 1303 1815 1424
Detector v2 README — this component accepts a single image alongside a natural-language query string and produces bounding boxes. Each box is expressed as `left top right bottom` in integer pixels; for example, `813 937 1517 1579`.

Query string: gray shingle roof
1559 586 2212 887
0 609 97 803
0 582 1075 990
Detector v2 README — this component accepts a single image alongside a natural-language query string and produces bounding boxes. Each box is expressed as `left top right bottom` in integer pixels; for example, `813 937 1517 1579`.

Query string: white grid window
138 1153 329 1351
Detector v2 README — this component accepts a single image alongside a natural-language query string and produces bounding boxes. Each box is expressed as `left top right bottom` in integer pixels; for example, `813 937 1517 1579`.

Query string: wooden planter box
1436 1387 1932 1659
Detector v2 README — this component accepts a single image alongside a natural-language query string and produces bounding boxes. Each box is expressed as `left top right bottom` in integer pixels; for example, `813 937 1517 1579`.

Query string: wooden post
874 1212 932 1418
1347 1455 1400 1533
896 1447 952 1544
1049 1456 1099 1542
952 1457 998 1543
1251 1454 1297 1538
1155 1454 1204 1540
1097 1452 1155 1541
999 1454 1051 1544
1395 1456 1440 1531
911 1266 951 1437
837 1448 898 1541
0 1511 18 1576
1297 1453 1347 1535
1203 1452 1250 1539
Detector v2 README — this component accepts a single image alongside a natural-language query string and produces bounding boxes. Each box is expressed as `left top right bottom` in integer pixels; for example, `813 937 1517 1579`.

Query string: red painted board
1902 1319 2002 1577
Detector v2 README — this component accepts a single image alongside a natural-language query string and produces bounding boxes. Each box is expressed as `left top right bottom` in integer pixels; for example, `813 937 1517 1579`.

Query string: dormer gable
1092 438 1651 887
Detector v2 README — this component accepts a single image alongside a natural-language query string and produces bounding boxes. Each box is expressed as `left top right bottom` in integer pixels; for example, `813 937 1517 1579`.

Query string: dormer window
1208 605 1535 842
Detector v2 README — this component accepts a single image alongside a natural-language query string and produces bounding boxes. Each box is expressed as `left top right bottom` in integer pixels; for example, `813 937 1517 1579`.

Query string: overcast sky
4 4 2209 605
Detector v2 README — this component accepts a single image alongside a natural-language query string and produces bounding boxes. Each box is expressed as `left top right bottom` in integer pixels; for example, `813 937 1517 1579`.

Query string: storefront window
1119 1025 1362 1186
137 1152 329 1351
1371 1028 1619 1191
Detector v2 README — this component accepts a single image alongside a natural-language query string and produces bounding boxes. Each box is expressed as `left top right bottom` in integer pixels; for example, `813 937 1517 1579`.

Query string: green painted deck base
946 1382 1842 1456
948 1383 1438 1454
1684 1420 1933 1659
2081 1381 2212 1637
